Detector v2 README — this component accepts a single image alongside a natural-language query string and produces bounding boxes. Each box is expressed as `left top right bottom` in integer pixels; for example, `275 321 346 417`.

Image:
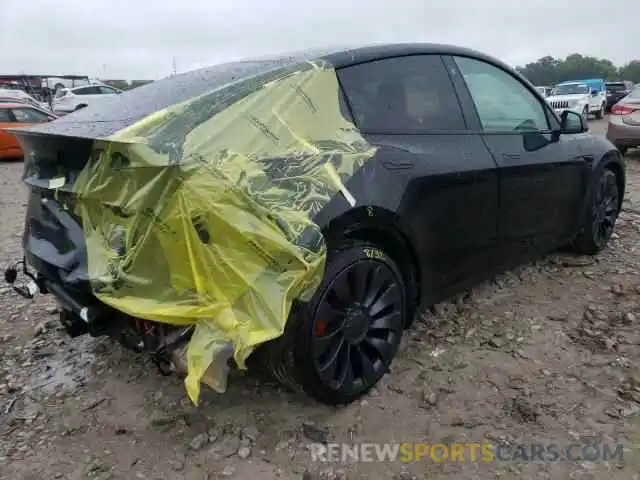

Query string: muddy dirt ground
1 119 640 480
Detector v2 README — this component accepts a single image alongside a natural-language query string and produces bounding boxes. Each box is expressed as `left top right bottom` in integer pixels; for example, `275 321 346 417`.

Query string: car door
337 54 500 298
446 55 590 259
0 108 17 156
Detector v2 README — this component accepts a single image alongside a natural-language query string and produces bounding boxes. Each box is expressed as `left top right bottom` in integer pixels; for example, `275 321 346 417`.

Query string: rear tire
261 241 408 405
571 169 621 255
618 146 628 156
595 104 605 119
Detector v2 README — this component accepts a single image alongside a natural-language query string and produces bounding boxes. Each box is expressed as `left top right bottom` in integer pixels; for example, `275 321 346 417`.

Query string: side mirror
560 110 588 134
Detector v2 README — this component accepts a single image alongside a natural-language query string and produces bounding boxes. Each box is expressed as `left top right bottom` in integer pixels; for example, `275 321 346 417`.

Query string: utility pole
172 57 177 76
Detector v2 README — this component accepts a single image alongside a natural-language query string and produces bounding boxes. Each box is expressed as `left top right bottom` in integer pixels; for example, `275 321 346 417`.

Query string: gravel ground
1 119 640 480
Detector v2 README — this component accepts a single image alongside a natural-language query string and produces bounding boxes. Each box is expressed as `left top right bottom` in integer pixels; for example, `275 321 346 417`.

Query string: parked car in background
606 87 640 155
535 86 552 97
0 97 41 107
605 81 635 112
0 88 50 111
546 79 607 119
52 84 122 114
0 103 56 159
3 43 626 406
41 76 92 93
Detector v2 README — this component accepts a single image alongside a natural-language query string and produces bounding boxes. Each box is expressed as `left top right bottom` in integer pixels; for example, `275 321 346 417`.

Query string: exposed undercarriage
5 258 194 379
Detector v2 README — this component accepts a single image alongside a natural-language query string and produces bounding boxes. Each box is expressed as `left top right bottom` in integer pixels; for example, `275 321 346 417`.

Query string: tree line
102 79 154 90
516 54 640 86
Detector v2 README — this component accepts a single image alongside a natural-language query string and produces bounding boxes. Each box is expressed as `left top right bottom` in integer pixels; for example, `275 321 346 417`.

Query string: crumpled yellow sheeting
72 61 377 404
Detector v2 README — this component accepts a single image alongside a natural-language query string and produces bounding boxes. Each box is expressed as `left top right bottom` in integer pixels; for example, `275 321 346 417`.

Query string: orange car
0 103 57 159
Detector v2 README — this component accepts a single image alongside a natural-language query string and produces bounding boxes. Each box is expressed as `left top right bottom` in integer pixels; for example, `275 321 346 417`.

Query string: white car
52 84 122 114
546 81 607 119
41 77 92 93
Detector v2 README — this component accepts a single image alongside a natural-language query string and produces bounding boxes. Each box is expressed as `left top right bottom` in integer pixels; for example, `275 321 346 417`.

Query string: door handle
502 153 521 161
382 159 413 170
378 146 413 170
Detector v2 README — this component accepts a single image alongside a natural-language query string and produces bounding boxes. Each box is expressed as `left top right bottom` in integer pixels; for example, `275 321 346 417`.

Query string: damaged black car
4 43 625 406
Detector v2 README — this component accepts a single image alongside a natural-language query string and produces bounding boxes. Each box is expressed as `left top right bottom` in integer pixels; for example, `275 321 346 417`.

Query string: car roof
0 102 36 109
24 42 518 138
0 96 28 102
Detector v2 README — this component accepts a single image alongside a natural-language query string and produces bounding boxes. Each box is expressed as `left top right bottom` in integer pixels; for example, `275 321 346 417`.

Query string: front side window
0 109 11 122
338 55 465 133
454 56 549 132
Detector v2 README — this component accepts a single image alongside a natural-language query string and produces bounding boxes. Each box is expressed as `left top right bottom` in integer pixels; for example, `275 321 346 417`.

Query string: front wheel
262 241 409 405
571 169 621 255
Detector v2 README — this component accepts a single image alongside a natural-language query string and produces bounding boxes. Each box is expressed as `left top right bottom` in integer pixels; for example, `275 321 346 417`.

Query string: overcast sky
1 0 636 80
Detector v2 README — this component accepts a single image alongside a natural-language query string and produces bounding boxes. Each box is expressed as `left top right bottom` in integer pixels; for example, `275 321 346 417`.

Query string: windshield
552 84 589 95
606 83 627 92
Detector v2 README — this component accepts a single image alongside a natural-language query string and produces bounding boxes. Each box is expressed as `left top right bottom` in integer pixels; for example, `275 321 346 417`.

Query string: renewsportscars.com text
309 442 625 463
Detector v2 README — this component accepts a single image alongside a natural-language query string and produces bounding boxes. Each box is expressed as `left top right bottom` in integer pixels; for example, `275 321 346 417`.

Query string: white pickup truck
546 80 607 120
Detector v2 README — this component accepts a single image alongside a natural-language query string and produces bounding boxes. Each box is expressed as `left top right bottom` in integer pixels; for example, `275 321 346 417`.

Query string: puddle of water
28 337 97 395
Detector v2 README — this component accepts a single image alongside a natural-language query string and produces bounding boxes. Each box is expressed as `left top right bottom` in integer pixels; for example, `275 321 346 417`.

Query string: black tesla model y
5 43 625 406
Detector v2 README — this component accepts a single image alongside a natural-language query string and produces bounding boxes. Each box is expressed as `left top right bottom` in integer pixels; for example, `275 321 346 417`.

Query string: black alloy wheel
592 169 620 249
572 168 621 255
260 241 409 405
311 258 404 395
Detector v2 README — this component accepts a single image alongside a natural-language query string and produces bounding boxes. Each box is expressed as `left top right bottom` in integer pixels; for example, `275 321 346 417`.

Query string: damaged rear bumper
4 256 235 390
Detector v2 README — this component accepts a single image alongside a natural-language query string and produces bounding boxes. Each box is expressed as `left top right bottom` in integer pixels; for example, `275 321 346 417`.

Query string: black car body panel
7 43 626 396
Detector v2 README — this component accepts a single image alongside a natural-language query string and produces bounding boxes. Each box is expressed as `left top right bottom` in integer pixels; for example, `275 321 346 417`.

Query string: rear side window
0 109 11 121
338 55 465 133
11 108 51 123
606 83 626 92
98 86 118 94
74 86 101 95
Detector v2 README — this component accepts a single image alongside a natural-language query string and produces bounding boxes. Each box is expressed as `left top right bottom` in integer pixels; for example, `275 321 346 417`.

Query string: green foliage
516 54 639 86
101 79 154 90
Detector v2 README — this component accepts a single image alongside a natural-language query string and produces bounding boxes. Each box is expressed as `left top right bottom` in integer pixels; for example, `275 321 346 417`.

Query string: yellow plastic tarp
71 61 377 404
